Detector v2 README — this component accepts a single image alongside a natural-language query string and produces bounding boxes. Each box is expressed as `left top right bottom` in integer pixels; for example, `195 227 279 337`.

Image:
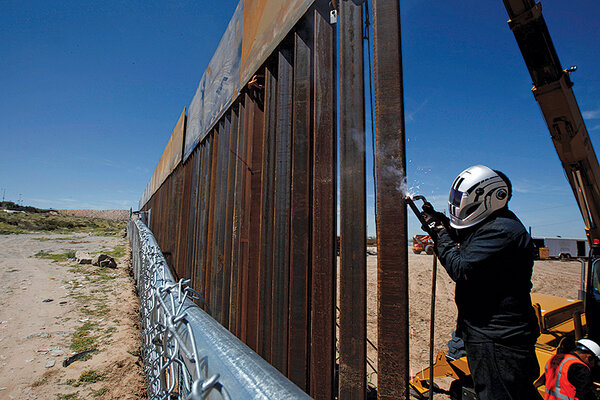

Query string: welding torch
405 195 433 232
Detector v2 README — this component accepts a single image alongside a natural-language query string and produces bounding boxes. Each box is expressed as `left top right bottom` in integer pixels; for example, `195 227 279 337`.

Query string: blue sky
1 1 599 239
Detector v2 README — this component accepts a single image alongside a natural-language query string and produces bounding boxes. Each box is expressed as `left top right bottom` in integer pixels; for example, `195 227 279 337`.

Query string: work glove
420 202 450 242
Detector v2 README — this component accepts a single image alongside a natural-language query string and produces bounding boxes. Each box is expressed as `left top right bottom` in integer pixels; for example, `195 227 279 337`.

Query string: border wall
136 1 409 398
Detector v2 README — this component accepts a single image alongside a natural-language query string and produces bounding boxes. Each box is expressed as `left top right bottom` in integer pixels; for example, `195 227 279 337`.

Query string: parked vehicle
532 237 588 260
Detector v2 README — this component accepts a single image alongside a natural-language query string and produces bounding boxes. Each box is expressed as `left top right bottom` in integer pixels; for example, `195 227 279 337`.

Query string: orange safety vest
544 354 590 400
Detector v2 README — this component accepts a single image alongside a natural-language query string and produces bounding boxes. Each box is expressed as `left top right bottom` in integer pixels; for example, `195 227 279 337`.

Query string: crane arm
503 0 600 245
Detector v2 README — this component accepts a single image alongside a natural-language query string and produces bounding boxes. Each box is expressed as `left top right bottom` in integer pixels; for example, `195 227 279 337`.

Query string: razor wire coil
129 218 229 400
128 217 312 400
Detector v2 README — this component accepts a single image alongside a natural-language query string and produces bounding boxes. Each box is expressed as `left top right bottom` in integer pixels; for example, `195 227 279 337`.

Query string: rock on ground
0 233 144 400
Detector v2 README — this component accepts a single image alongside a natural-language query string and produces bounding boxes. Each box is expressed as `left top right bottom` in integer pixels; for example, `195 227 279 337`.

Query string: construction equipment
412 235 434 255
406 195 438 255
409 1 600 398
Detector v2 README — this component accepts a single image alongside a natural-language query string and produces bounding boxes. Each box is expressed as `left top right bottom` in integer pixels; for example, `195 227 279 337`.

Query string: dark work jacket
567 361 599 400
435 208 540 344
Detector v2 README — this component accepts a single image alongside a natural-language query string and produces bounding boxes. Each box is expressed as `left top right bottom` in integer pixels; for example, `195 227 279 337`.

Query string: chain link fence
128 217 311 400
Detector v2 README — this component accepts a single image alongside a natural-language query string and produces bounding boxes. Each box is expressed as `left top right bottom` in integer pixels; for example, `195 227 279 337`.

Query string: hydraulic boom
503 0 600 245
503 0 600 339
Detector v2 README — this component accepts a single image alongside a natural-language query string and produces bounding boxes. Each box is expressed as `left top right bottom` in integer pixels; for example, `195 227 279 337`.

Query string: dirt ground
0 230 580 399
365 250 582 392
0 233 144 400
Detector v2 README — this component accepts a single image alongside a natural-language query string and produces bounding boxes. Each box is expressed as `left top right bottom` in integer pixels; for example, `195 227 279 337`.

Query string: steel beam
229 99 246 335
179 149 193 281
213 117 231 323
187 147 201 295
245 87 265 352
271 45 294 374
372 0 409 398
204 130 219 313
339 0 367 398
310 2 337 398
196 141 211 308
222 107 239 329
258 61 278 362
288 13 313 391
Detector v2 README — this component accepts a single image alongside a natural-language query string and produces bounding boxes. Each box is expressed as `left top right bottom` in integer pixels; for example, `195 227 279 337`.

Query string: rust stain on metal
310 2 337 398
241 0 315 87
372 0 410 398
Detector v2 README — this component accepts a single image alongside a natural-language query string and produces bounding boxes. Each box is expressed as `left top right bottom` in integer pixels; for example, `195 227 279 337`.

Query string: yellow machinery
410 0 600 398
409 294 586 398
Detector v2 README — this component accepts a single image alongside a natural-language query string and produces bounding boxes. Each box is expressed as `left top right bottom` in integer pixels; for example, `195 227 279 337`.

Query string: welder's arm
435 227 510 282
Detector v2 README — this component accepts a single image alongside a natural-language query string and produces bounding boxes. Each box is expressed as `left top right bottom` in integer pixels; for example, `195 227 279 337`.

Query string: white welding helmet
577 339 600 360
448 165 510 229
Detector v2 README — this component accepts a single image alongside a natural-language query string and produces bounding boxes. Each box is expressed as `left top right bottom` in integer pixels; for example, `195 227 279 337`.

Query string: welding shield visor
449 188 463 208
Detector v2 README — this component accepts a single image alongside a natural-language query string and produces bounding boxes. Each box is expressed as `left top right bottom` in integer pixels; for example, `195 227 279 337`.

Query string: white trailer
533 237 589 259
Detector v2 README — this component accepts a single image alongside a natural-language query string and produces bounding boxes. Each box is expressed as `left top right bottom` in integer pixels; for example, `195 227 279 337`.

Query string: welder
420 164 540 400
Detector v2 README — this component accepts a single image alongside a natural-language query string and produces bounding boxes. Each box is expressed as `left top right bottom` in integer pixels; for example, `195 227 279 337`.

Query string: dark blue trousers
465 341 540 400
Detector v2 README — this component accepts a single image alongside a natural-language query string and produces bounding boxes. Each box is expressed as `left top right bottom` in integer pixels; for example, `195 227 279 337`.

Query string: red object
412 235 435 254
544 354 589 400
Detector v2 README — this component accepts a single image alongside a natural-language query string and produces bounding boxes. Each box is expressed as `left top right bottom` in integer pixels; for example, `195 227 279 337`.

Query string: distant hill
57 210 129 221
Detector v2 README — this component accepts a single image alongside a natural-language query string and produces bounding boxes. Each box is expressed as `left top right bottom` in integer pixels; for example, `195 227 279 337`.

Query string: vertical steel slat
258 61 278 362
288 13 313 390
339 0 367 397
213 118 230 324
154 182 162 244
163 175 171 270
222 109 239 329
271 44 294 374
195 142 205 299
219 117 232 323
245 87 265 352
197 141 210 304
204 131 219 312
178 155 193 280
160 180 167 249
155 181 162 251
163 178 169 251
191 146 203 298
372 1 409 398
186 148 201 291
158 188 162 237
310 2 337 398
172 167 184 278
239 92 255 342
169 169 178 274
229 98 246 335
150 194 156 232
210 124 224 322
191 148 203 294
177 115 190 280
168 168 177 275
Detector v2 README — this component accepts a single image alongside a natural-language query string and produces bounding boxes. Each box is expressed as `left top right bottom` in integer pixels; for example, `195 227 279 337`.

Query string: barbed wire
128 217 311 400
129 218 228 400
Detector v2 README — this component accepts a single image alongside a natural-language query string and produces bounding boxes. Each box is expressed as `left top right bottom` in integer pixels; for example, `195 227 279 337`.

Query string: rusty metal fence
138 0 409 399
141 3 337 398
